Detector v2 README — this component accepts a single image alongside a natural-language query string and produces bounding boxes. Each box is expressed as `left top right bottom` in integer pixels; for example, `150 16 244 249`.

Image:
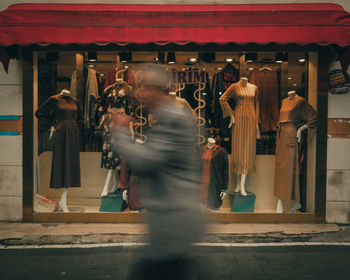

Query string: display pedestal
229 192 256 212
99 194 125 212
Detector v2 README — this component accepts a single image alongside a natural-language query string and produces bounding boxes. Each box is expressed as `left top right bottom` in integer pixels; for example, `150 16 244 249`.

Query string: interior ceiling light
225 58 233 62
88 64 96 68
88 51 97 62
216 67 223 71
119 52 130 63
298 58 306 63
248 67 254 71
288 77 292 80
245 53 257 63
189 58 197 62
293 83 298 87
167 52 176 64
275 52 288 63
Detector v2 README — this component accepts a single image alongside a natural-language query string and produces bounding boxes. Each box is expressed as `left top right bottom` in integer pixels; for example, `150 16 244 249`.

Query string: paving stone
1 245 350 280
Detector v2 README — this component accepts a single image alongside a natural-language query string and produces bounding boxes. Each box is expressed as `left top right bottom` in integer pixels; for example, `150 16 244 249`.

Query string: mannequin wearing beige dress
219 77 260 196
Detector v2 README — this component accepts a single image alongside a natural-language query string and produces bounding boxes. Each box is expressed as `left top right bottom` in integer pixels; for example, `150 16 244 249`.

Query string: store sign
169 70 207 84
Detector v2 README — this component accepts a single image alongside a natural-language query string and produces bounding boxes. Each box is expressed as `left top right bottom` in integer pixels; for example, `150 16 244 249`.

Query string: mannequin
220 77 260 197
274 90 316 213
276 90 307 213
121 138 144 213
99 75 134 197
35 88 83 213
100 107 134 197
201 137 229 210
169 91 195 117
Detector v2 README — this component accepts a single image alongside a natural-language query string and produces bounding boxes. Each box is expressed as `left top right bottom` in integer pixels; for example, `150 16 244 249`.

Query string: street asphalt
1 245 350 280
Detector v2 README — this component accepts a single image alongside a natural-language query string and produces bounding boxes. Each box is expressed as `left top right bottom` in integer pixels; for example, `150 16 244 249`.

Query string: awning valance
0 3 350 46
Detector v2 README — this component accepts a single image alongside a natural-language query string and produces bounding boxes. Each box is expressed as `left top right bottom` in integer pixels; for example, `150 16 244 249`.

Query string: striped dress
219 82 260 174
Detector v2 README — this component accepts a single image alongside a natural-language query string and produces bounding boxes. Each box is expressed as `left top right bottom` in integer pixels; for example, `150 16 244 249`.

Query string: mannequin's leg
276 199 284 213
59 188 69 212
240 174 247 196
101 169 114 197
288 201 302 213
234 174 241 192
109 167 120 194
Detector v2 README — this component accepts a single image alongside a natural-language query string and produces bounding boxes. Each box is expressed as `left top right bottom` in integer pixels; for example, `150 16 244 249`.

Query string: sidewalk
1 222 349 246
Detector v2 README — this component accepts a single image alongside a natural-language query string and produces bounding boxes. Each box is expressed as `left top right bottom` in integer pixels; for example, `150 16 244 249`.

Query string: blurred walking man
113 65 205 280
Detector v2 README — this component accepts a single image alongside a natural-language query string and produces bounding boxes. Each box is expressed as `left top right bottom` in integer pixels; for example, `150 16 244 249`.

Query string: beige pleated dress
274 95 316 201
220 82 260 174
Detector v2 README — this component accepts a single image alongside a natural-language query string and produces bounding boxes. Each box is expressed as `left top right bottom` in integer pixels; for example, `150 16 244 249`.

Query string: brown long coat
274 95 316 201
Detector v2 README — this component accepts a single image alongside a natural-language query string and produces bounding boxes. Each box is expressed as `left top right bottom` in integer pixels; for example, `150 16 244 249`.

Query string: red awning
0 3 350 46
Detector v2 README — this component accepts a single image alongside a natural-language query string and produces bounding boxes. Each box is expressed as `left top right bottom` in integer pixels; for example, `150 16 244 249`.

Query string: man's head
139 64 169 108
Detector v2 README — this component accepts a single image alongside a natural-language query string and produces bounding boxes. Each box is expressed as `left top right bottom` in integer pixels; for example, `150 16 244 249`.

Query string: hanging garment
104 67 134 89
249 69 280 133
201 144 229 209
180 71 212 126
120 157 142 211
220 82 260 174
82 68 104 152
212 63 240 153
274 95 316 201
84 68 103 128
35 94 83 188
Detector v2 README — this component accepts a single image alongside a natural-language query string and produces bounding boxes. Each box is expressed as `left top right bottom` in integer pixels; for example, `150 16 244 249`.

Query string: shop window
33 50 315 215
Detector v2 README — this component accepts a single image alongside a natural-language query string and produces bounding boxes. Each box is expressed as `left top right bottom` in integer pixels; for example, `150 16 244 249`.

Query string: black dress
35 94 83 188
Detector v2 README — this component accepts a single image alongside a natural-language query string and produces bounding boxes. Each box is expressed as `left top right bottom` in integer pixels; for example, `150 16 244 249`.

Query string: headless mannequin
205 138 227 212
122 138 144 213
227 77 260 196
207 138 227 201
101 80 134 197
57 89 72 212
276 90 306 213
169 91 177 100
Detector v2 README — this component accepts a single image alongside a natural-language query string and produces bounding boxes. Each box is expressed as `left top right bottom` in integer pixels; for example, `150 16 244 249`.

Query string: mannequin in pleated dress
219 77 260 196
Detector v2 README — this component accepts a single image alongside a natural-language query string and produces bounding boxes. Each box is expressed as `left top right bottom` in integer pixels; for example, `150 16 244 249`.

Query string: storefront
0 3 349 223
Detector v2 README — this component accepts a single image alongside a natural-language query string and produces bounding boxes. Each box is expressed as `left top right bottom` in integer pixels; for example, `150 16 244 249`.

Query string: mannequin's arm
297 124 308 143
49 126 55 140
122 189 128 201
220 191 227 199
228 114 235 128
219 85 235 128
